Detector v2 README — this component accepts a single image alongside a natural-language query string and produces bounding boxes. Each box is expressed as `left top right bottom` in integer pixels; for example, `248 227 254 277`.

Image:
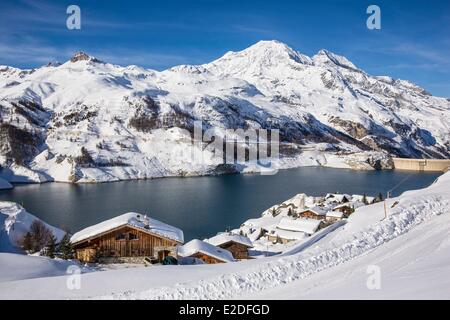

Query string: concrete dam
393 158 450 172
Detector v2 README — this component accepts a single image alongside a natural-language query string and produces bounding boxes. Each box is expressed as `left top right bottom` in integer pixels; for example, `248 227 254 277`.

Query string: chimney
143 214 150 228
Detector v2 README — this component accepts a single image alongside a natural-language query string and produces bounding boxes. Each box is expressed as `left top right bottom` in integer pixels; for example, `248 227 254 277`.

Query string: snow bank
0 202 65 253
0 253 78 282
0 164 51 183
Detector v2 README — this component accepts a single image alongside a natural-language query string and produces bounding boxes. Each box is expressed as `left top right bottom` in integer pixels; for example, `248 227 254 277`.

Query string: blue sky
0 0 449 96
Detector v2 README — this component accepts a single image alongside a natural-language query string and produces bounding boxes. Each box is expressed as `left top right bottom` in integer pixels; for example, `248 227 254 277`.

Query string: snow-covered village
1 0 450 308
1 191 378 267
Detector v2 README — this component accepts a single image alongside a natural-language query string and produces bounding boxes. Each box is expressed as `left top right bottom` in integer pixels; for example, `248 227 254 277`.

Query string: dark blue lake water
0 167 441 241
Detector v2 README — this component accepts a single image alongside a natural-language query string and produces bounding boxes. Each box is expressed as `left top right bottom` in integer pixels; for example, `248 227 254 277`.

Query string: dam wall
393 158 450 172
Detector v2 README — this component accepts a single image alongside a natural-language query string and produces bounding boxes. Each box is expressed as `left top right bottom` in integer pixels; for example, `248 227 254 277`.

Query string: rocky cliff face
0 40 448 183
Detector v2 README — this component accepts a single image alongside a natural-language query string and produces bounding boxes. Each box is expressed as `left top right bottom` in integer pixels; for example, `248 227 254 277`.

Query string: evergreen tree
287 208 293 217
45 235 57 258
377 192 383 202
362 193 368 205
271 208 277 217
59 233 74 260
22 232 33 252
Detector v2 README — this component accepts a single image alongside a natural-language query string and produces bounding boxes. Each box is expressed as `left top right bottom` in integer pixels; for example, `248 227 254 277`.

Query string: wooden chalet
206 233 253 260
331 203 355 217
70 212 184 263
297 206 327 220
267 217 325 243
325 211 345 223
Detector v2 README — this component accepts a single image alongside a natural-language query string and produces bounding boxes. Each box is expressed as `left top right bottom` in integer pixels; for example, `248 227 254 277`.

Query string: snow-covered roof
326 211 345 218
351 195 376 204
178 239 235 263
270 228 307 241
325 193 351 202
277 218 323 235
283 193 306 209
206 233 253 248
303 197 323 208
70 212 184 244
299 206 327 216
332 202 353 210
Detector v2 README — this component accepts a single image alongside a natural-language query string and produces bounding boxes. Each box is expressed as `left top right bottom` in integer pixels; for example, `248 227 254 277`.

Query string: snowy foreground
0 172 449 299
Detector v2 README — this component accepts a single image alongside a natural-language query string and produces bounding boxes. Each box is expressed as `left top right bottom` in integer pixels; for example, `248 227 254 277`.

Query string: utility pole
383 191 391 220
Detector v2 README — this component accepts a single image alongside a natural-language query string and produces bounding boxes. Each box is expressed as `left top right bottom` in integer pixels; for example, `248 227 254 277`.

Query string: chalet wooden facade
178 239 235 264
297 208 326 220
216 241 251 259
189 251 227 264
71 213 184 263
206 234 253 260
73 225 179 263
331 204 354 218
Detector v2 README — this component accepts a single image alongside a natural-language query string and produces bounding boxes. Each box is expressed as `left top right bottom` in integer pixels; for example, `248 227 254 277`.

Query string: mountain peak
249 40 292 51
313 49 358 70
210 40 313 71
70 52 102 63
244 40 312 64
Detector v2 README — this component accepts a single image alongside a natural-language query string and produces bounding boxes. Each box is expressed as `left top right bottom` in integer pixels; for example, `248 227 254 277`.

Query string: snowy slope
0 41 449 183
0 201 65 253
0 172 448 299
246 210 450 299
0 253 78 282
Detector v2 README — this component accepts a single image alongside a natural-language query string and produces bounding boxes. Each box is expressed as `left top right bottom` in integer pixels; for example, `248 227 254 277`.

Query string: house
325 193 352 203
283 193 306 210
278 203 297 216
325 210 345 222
267 228 307 244
331 203 355 217
267 203 296 217
177 239 235 264
297 206 327 220
70 212 184 263
267 218 325 243
206 233 253 259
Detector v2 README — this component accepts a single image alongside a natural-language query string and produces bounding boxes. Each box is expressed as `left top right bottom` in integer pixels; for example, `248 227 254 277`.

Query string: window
115 232 138 241
115 233 126 241
129 233 138 240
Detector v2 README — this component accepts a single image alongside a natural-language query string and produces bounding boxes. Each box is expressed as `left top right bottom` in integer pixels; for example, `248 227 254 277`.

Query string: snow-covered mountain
0 41 449 183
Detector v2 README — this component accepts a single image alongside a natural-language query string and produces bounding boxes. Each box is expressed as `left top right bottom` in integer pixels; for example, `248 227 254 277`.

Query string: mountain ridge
0 40 449 183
